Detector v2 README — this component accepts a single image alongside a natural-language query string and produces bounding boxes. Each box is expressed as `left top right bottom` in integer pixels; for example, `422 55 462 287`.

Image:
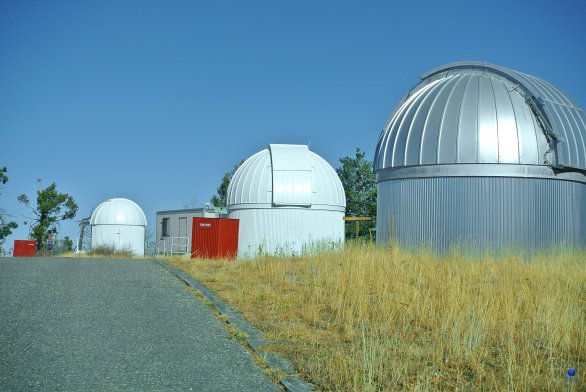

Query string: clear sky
1 0 584 252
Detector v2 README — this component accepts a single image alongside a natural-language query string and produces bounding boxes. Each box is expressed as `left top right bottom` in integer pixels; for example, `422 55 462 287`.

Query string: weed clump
89 244 135 258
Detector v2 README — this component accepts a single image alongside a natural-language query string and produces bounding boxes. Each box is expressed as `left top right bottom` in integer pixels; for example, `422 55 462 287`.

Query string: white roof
90 198 147 227
227 144 346 208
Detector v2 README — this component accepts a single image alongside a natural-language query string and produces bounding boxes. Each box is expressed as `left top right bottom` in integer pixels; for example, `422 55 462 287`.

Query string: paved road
0 257 277 391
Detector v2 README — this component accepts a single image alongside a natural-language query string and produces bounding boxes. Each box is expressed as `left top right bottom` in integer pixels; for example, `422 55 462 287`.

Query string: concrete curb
155 260 314 392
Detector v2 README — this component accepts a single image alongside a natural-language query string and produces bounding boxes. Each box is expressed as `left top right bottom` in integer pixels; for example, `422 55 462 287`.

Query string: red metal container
191 218 239 260
13 240 37 257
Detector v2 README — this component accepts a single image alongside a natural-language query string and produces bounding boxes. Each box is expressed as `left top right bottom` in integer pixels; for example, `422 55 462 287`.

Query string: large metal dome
375 61 586 172
375 62 586 252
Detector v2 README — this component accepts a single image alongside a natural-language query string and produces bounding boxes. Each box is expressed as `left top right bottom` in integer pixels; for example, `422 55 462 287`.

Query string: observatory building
90 198 147 256
227 144 346 258
375 61 586 252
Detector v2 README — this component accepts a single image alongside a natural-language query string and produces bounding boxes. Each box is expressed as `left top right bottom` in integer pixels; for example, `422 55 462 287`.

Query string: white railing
157 237 190 256
171 236 190 256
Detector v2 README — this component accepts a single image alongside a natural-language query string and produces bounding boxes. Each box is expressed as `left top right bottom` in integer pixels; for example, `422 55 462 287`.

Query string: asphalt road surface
0 257 277 391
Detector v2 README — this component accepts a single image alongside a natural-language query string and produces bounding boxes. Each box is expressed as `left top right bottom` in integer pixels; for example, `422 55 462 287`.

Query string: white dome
227 144 346 209
90 198 147 227
227 144 346 258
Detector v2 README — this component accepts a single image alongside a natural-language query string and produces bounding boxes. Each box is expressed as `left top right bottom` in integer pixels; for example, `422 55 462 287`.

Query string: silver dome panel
375 62 586 172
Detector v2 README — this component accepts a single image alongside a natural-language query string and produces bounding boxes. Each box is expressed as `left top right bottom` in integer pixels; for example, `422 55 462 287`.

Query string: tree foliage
211 160 244 208
336 148 377 239
0 167 18 253
63 236 73 252
18 182 78 248
0 166 9 185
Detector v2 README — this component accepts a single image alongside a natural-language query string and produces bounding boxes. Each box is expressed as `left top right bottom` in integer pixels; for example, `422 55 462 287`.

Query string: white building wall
91 224 146 256
229 207 344 258
156 212 194 255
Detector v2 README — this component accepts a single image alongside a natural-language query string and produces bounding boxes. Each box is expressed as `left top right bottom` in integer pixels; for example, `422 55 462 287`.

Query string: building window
161 218 170 237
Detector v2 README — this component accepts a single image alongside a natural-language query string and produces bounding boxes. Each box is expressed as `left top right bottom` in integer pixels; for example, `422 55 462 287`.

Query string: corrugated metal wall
13 240 37 257
191 218 239 259
377 177 586 252
228 208 344 258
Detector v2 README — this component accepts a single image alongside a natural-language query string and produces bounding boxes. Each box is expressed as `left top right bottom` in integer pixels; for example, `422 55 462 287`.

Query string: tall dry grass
168 243 585 391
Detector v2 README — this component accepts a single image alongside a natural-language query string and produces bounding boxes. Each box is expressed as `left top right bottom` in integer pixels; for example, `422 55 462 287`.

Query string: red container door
192 218 219 259
192 218 239 260
13 240 37 257
217 219 239 259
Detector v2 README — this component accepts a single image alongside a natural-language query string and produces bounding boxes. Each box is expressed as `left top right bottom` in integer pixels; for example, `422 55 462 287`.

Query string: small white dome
90 198 147 227
227 144 346 209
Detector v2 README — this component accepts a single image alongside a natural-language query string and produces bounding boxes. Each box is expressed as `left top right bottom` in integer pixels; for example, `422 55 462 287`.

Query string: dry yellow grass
167 243 585 391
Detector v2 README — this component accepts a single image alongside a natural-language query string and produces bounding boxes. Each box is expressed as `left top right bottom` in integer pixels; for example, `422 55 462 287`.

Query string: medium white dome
226 144 346 258
90 198 147 227
227 144 346 209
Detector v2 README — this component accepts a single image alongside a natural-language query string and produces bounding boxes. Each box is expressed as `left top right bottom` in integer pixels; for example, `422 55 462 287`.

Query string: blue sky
1 0 584 251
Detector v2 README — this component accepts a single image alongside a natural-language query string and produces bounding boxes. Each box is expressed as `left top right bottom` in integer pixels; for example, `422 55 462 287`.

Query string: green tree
336 148 377 239
63 236 73 252
0 167 18 254
210 160 244 208
0 167 8 185
17 182 78 250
